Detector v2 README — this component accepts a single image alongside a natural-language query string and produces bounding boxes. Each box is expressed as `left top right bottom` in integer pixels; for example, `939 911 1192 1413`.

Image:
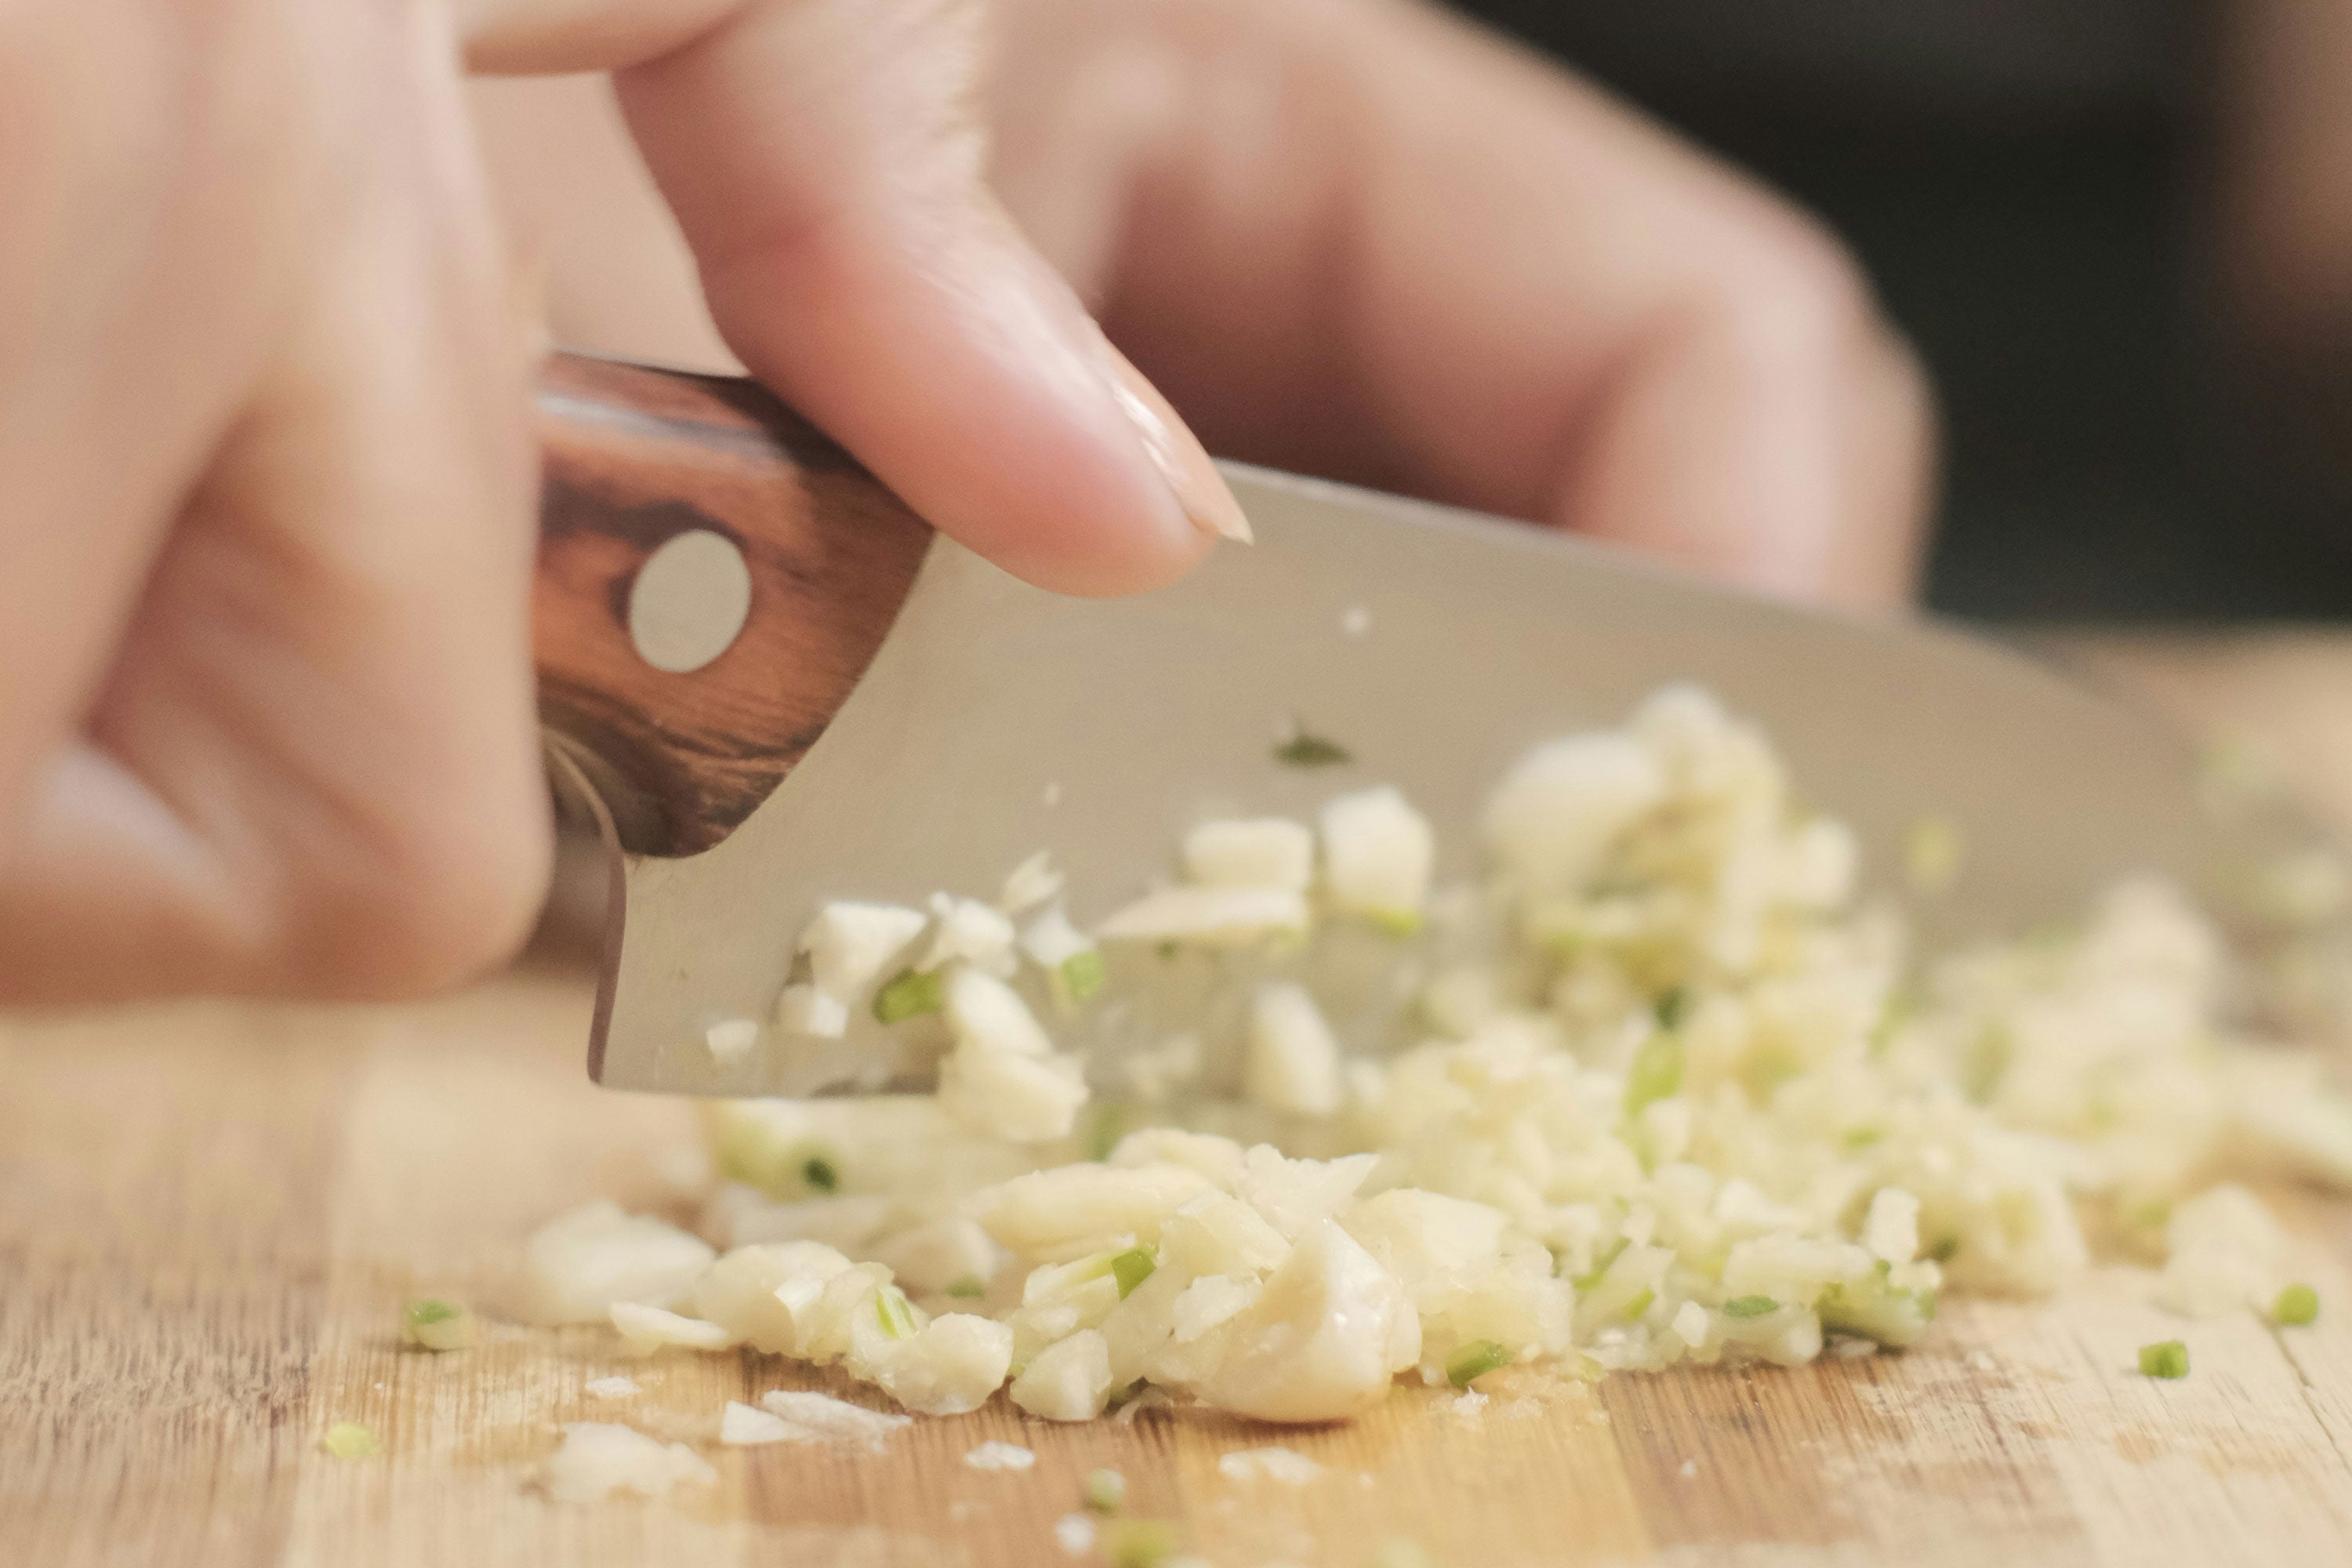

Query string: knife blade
532 353 2290 1098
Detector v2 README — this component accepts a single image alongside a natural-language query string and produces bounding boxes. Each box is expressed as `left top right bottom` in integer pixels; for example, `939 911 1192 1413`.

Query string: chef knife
534 351 2295 1098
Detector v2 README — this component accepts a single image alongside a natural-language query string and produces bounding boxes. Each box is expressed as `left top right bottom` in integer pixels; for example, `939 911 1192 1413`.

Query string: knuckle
1707 207 1886 360
282 790 553 998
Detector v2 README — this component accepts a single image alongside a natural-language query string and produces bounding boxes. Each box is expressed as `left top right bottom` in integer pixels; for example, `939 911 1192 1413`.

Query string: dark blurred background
1454 0 2352 619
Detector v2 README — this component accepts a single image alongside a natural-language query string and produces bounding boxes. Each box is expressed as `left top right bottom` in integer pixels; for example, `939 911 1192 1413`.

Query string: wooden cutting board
8 633 2352 1568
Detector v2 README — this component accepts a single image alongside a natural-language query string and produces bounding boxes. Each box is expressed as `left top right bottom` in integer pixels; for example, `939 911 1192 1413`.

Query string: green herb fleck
1369 908 1425 939
2274 1283 2321 1327
1087 1102 1130 1163
943 1276 985 1300
1926 1236 1962 1264
1868 985 1924 1057
1842 1125 1885 1151
1624 1031 1685 1116
1445 1339 1509 1388
1110 1247 1157 1299
1904 815 1962 894
1618 1287 1655 1323
1060 949 1107 1004
713 1120 794 1195
1102 1517 1181 1568
875 1286 919 1341
801 1156 840 1192
1272 726 1353 769
322 1421 379 1460
1155 941 1179 961
2139 1339 2189 1379
1083 1467 1128 1513
1572 1238 1628 1294
401 1298 474 1352
1653 986 1693 1031
872 967 945 1025
1722 1295 1780 1319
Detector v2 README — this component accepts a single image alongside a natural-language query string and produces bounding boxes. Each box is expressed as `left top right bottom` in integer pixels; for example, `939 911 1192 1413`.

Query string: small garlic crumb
1054 1514 1098 1555
1671 1300 1708 1348
585 1376 640 1399
539 1422 716 1503
721 1400 793 1446
1044 781 1063 807
1831 1337 1878 1360
756 1391 911 1451
705 1018 758 1065
1679 1459 1698 1479
1342 605 1372 637
1864 1187 1922 1265
1452 1389 1489 1417
1967 1348 1998 1373
964 1440 1037 1472
1217 1446 1321 1485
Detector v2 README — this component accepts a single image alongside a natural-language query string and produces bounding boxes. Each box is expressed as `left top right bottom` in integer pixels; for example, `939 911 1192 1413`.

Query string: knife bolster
532 351 933 856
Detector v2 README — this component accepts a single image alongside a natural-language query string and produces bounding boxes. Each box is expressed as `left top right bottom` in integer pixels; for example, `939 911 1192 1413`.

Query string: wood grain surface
7 633 2352 1568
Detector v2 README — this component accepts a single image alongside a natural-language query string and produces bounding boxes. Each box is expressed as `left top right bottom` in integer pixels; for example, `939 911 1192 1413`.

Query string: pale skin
0 0 1933 1004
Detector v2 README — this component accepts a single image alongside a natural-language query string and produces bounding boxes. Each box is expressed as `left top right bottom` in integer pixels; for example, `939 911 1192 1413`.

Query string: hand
983 0 1935 609
0 0 1240 1002
485 0 1935 610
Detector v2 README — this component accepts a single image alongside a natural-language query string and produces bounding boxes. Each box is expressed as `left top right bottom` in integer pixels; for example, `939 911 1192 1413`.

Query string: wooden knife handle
533 351 933 857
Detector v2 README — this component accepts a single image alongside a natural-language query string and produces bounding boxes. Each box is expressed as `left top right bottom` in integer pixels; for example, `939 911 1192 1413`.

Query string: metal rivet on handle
628 529 752 674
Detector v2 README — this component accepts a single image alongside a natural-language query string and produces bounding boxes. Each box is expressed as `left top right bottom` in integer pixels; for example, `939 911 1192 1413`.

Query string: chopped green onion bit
2139 1339 2190 1379
1618 1287 1654 1323
1571 1238 1628 1295
1624 1032 1684 1116
1653 986 1693 1031
2274 1283 2321 1327
1083 1467 1128 1513
1272 728 1352 769
1369 908 1425 939
1722 1295 1780 1319
875 1286 919 1340
943 1276 985 1300
801 1156 840 1192
1445 1339 1510 1388
402 1297 476 1351
322 1421 379 1459
1110 1247 1157 1299
1087 1102 1130 1163
1060 949 1108 1004
1102 1518 1181 1568
872 967 945 1025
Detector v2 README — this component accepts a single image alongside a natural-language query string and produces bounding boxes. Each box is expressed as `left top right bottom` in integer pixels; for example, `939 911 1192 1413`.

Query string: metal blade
579 463 2245 1097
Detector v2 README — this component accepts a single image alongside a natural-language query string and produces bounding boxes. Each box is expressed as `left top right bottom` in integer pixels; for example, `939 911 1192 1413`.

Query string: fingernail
1098 339 1251 543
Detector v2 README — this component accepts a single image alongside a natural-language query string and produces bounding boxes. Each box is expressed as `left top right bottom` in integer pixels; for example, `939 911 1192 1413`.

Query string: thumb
470 0 1247 596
